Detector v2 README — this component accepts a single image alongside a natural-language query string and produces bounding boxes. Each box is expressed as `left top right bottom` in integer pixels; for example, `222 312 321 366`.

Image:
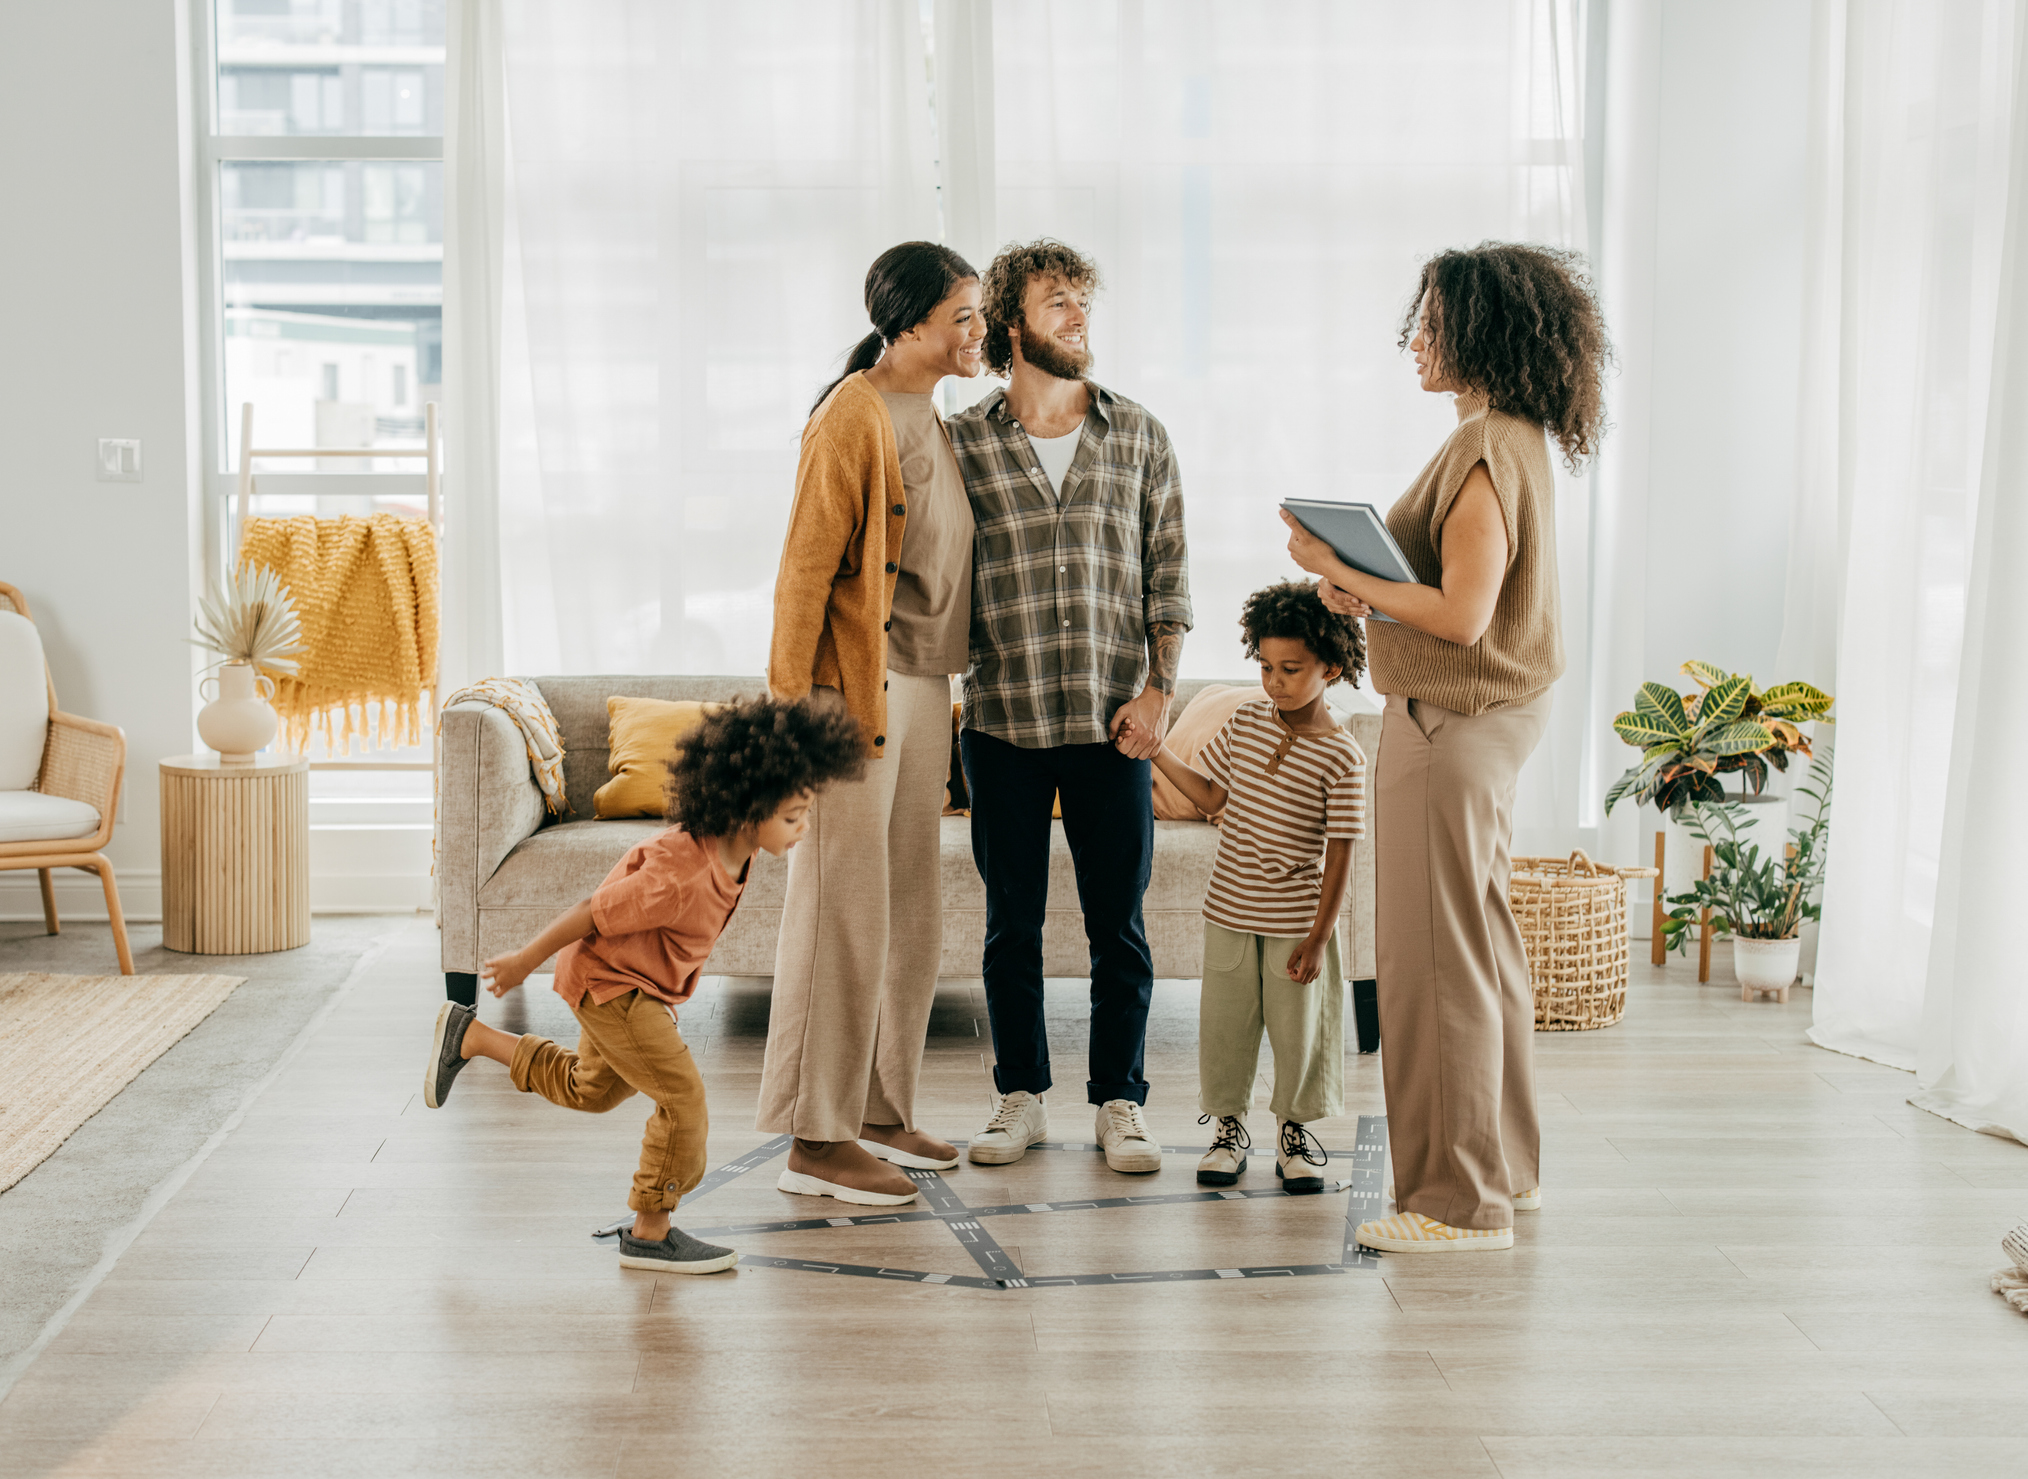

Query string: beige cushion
1154 684 1263 820
0 790 99 844
0 612 48 791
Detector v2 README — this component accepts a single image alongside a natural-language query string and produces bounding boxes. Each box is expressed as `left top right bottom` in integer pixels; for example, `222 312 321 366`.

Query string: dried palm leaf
190 563 307 674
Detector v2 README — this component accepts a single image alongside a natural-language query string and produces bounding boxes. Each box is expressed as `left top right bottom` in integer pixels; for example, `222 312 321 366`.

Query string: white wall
1643 0 1813 685
0 0 202 923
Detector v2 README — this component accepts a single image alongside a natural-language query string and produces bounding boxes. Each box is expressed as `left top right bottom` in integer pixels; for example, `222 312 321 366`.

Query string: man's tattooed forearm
1148 621 1187 695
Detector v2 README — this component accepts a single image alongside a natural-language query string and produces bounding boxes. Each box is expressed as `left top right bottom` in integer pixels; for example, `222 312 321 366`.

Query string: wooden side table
160 753 310 954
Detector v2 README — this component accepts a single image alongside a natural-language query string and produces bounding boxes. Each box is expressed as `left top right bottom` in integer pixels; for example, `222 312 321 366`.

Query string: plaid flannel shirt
947 382 1192 749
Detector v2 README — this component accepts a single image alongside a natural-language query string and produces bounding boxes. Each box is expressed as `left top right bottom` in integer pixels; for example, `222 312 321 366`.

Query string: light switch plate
96 438 142 482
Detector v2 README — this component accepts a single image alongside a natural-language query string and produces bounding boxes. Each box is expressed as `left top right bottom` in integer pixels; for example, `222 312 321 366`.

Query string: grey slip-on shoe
423 1000 476 1109
618 1226 740 1274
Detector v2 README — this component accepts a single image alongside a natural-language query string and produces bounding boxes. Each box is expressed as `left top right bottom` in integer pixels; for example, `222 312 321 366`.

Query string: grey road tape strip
1338 1113 1389 1270
910 1167 1025 1286
733 1254 1000 1288
592 1133 794 1238
676 1182 1350 1241
591 1117 1394 1283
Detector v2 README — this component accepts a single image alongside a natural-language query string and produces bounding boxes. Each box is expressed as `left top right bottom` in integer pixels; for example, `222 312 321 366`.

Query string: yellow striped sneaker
1356 1212 1514 1253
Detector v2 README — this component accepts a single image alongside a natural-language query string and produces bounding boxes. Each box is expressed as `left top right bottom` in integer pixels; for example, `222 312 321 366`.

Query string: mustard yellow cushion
593 696 722 819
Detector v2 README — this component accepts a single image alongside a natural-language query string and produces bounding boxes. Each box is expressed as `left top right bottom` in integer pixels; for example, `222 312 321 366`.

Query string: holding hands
1107 686 1169 760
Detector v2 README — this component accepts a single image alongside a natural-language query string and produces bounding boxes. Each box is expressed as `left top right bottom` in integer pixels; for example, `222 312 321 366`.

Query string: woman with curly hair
421 698 864 1275
1280 241 1609 1254
762 240 986 1205
1128 580 1367 1193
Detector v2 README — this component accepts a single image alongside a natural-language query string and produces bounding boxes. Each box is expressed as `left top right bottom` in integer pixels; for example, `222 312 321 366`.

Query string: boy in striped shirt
1126 580 1367 1191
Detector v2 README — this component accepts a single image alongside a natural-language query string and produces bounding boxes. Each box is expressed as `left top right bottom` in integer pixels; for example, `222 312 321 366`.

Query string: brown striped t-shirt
1198 699 1367 938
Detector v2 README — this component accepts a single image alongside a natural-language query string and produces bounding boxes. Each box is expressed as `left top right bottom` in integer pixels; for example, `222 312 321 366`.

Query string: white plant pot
1732 936 1802 993
198 661 278 763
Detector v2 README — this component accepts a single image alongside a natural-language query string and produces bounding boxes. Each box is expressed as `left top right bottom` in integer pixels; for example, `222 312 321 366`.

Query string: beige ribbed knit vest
1366 391 1564 715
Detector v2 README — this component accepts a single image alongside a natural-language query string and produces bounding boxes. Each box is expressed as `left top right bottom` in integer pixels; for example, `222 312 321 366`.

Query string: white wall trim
0 868 431 922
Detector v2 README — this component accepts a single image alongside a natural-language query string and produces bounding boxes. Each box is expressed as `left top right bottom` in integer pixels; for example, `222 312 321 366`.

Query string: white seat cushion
0 612 49 790
0 790 101 844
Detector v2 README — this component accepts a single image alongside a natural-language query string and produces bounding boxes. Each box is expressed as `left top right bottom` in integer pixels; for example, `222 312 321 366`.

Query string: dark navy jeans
959 729 1156 1106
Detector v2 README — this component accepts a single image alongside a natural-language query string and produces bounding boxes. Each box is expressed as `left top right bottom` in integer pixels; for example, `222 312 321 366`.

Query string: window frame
193 1 445 586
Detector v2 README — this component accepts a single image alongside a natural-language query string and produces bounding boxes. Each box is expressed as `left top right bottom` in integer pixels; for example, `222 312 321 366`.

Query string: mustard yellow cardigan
768 373 908 758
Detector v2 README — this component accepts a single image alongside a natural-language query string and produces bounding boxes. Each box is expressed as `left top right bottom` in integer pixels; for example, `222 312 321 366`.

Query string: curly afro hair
1240 579 1366 687
665 696 866 838
1399 241 1612 471
979 238 1103 377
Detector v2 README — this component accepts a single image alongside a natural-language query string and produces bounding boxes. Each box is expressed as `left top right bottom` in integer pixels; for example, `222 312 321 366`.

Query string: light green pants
1198 921 1345 1123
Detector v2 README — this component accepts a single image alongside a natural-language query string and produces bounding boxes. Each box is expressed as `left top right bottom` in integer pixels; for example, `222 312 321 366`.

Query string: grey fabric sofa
437 676 1381 1020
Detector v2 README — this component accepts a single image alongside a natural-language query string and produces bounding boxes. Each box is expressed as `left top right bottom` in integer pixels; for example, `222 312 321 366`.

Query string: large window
200 2 444 895
210 1 445 481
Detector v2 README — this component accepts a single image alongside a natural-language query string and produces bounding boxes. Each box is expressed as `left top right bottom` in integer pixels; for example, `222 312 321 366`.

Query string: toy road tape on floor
598 1115 1392 1284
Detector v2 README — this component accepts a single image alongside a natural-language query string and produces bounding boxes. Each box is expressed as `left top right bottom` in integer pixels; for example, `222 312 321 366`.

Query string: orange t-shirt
553 827 746 1009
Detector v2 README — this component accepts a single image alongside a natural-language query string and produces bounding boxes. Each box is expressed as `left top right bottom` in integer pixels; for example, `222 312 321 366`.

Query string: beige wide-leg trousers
757 670 950 1141
1376 689 1550 1231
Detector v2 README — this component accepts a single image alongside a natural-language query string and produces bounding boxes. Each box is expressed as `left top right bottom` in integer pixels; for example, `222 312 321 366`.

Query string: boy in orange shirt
423 697 864 1273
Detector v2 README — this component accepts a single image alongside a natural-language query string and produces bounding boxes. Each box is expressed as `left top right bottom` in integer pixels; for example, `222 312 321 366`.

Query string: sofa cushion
0 790 100 844
594 696 722 819
534 677 768 822
0 612 49 791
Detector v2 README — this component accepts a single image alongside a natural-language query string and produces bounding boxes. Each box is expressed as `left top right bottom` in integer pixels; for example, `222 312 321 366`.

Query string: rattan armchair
0 582 133 974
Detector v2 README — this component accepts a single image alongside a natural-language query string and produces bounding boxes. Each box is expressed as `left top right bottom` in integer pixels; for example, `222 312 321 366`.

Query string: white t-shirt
1026 428 1081 499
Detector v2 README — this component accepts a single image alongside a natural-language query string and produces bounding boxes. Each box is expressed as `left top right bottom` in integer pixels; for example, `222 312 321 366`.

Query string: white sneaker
967 1091 1048 1164
1095 1100 1163 1174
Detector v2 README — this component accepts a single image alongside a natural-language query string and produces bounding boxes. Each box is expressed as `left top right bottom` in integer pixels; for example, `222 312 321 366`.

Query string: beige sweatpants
756 669 950 1142
1376 690 1550 1231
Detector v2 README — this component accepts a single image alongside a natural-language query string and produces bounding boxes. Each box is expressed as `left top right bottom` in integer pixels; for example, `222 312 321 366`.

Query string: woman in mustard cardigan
759 242 984 1206
1282 243 1608 1254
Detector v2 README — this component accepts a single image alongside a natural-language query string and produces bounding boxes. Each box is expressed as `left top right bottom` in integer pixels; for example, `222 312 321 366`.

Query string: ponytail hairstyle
809 241 977 417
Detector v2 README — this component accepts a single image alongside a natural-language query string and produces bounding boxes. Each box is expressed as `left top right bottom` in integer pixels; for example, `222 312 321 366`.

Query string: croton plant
1604 662 1834 816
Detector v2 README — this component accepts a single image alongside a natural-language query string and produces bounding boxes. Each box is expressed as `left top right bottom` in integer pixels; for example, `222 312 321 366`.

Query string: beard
1017 320 1092 380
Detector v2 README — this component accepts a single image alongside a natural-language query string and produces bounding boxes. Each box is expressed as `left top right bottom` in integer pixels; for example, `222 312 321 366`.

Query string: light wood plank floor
3 919 2025 1478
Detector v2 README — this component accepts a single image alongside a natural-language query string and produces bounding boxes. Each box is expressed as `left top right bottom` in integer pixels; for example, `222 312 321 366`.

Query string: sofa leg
446 971 478 1007
1352 978 1379 1055
39 868 59 934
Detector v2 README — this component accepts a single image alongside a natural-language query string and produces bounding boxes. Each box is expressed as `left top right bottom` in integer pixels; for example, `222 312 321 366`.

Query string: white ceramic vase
198 661 278 763
1732 936 1802 994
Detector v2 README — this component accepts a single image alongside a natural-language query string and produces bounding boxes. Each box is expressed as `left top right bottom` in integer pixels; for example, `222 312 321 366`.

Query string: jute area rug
0 971 247 1192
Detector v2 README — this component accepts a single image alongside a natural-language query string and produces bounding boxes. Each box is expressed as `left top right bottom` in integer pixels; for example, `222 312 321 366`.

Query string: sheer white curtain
493 0 939 675
1787 0 2028 1142
967 0 1601 836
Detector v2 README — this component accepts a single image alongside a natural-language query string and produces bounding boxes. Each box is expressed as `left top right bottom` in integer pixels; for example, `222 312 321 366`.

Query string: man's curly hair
665 697 865 838
1240 579 1366 687
1400 242 1612 471
980 238 1103 376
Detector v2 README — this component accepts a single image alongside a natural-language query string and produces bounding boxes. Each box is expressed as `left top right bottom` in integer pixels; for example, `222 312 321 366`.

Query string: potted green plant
1604 663 1833 815
1658 754 1833 992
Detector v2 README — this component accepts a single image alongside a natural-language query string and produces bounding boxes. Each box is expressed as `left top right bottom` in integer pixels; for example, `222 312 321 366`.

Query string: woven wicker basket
1510 851 1659 1031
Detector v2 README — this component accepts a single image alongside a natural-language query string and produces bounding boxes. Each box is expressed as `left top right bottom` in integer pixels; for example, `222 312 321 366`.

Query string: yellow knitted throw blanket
239 513 440 753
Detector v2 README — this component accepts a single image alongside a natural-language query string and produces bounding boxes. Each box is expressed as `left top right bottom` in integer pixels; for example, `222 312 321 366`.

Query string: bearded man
945 240 1192 1175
